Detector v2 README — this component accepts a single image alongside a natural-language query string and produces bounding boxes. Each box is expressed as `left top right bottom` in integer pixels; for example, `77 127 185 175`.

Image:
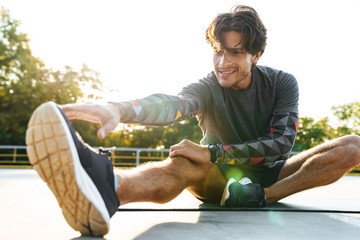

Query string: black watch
208 144 218 163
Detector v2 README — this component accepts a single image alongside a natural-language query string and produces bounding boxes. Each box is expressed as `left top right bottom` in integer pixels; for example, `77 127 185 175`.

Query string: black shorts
216 160 286 188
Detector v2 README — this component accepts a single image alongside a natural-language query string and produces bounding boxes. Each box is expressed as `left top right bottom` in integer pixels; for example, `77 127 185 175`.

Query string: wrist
107 102 122 121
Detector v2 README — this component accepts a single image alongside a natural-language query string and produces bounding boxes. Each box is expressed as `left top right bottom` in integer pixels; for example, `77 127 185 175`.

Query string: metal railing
0 145 29 167
0 145 300 168
0 145 170 168
2 145 358 173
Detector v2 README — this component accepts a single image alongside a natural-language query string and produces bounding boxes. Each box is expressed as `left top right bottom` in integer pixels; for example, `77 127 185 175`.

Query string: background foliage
1 8 360 154
0 8 103 144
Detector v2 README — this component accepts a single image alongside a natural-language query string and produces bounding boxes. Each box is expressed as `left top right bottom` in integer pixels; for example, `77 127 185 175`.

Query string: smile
219 69 236 74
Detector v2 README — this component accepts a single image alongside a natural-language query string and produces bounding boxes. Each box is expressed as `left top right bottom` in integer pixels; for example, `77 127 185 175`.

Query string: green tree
1 8 46 144
294 117 334 151
161 117 203 147
294 102 360 152
331 102 360 173
0 8 103 145
331 102 360 136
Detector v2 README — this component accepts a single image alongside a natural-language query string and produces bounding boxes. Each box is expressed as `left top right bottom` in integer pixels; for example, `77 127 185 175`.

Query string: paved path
1 169 360 239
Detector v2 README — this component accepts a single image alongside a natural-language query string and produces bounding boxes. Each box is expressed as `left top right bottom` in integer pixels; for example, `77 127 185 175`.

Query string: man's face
213 31 261 91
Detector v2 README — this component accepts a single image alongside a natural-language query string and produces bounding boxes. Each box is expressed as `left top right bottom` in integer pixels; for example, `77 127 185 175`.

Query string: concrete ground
1 168 360 240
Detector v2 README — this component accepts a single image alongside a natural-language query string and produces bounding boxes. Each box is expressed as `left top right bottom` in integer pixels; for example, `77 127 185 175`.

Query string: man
26 5 360 237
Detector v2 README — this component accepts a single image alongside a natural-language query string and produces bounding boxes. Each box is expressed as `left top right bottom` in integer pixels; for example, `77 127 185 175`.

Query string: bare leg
114 156 218 205
265 135 360 204
187 163 227 203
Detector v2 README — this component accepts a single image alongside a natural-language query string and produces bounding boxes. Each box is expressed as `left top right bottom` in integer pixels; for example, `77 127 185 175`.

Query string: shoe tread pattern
26 103 108 237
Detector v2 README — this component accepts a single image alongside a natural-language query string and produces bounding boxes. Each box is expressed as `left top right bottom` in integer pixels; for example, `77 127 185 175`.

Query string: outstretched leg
265 135 360 204
26 101 224 236
115 157 215 205
26 102 220 236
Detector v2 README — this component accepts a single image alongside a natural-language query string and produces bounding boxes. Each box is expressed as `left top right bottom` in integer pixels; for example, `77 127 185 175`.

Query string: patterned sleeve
213 111 299 165
109 93 200 126
209 70 299 166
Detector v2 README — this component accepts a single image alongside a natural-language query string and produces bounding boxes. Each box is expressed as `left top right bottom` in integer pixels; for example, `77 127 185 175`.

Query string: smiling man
26 5 360 236
213 32 261 90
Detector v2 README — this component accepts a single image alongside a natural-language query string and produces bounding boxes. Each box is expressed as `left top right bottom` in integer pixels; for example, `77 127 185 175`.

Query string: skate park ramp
1 168 360 240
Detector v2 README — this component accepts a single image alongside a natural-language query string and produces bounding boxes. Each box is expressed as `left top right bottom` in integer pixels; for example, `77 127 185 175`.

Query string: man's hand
61 103 121 139
169 139 211 163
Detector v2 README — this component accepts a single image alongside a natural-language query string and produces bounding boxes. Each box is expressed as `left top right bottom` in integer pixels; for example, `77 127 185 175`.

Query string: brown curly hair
206 5 267 56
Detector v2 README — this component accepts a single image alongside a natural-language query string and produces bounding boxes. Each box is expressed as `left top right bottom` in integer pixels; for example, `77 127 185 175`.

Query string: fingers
97 117 119 139
60 103 103 123
97 128 107 140
169 148 185 158
60 103 121 139
169 139 191 158
169 139 186 153
169 144 178 157
97 104 121 138
170 140 210 164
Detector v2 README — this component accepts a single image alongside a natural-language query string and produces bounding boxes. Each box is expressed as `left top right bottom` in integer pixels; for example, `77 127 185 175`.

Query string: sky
1 0 360 119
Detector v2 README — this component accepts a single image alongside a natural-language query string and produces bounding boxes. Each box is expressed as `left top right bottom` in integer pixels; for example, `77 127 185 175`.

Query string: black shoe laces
98 147 113 157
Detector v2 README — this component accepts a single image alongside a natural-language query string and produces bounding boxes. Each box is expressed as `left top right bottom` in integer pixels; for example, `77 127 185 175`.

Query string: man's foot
26 102 120 236
220 178 266 208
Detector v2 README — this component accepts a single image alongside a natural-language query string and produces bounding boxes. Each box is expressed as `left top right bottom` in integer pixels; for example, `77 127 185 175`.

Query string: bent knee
187 164 226 203
164 156 211 185
340 135 360 147
339 135 360 153
338 135 360 166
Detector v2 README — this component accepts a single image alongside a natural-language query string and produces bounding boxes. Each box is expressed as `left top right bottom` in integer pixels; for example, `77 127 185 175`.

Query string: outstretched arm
60 75 209 139
109 93 200 126
61 93 201 138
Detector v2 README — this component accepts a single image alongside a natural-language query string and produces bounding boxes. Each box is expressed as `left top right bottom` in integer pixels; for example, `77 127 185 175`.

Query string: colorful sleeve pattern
110 93 200 126
214 112 299 165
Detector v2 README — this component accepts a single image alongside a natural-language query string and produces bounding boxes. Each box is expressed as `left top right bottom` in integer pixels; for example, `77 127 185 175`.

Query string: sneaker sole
220 178 236 207
26 102 110 236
